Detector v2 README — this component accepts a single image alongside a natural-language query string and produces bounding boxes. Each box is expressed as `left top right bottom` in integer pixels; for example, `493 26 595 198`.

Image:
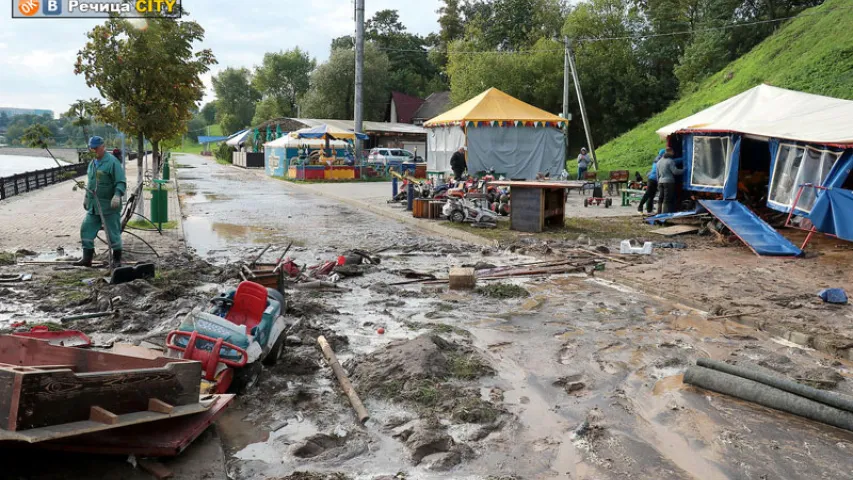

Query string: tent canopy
264 136 348 149
197 135 229 144
290 124 368 141
657 85 853 145
424 88 565 126
225 129 251 147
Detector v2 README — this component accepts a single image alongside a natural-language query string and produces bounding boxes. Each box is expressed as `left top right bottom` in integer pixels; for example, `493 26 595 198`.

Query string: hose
697 358 853 414
684 366 853 432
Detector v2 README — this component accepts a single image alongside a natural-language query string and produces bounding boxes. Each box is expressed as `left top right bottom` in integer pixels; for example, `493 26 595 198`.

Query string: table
490 180 583 233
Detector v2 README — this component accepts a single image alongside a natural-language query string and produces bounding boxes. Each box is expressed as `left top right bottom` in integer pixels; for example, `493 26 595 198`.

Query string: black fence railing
0 163 88 201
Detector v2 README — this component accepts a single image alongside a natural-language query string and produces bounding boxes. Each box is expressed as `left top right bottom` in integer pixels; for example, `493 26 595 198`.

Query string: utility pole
566 39 598 170
562 36 571 152
120 105 127 166
354 0 365 160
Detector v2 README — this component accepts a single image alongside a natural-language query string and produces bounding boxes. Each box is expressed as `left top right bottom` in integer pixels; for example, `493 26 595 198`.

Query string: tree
365 10 442 97
331 35 354 50
76 11 216 213
0 112 9 129
252 48 314 122
212 67 259 134
200 101 217 124
63 99 99 144
464 0 565 50
21 124 53 150
301 43 391 121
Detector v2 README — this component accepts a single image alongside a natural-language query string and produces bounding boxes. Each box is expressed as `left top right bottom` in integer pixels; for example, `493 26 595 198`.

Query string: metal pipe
697 358 853 414
684 366 853 432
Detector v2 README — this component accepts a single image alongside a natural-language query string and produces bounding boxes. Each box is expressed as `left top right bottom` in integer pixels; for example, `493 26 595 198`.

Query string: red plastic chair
226 281 268 333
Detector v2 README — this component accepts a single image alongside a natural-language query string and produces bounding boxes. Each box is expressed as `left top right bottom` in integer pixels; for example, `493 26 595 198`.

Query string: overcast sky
0 0 442 116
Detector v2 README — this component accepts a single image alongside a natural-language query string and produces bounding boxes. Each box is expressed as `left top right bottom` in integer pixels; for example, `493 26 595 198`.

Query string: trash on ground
819 288 848 305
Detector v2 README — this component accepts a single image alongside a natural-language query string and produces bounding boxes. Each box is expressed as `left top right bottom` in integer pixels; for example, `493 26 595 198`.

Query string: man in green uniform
73 136 127 267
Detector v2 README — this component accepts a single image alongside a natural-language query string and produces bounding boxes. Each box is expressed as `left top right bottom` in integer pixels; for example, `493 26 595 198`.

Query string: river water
0 154 59 177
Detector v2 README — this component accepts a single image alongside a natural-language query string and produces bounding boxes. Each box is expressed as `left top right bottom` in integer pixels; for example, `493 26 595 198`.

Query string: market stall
424 88 567 181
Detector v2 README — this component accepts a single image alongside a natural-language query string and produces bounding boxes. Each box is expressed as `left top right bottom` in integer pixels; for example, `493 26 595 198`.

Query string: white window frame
768 143 841 213
690 136 732 189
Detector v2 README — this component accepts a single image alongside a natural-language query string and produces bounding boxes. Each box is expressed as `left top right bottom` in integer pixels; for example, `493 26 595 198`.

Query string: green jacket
85 152 126 215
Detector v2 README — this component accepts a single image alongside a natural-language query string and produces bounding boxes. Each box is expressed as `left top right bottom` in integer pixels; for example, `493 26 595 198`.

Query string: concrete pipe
697 358 853 414
684 366 853 432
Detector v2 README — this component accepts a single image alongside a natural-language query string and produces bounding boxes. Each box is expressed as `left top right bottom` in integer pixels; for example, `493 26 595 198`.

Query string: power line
376 4 847 56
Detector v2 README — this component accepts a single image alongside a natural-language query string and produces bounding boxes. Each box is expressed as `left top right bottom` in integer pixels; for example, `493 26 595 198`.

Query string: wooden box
413 198 429 218
449 268 476 290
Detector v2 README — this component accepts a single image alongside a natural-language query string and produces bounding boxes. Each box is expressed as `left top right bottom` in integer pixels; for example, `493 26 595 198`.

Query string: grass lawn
172 124 223 154
126 219 178 230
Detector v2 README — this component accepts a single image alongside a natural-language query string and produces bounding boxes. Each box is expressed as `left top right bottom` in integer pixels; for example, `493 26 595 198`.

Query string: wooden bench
621 188 646 207
605 170 630 195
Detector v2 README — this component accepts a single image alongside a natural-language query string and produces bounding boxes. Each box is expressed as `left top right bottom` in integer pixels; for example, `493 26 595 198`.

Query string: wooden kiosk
490 180 583 233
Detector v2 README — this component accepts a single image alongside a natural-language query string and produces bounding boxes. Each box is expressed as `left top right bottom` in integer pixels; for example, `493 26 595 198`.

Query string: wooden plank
38 394 233 457
148 398 175 414
490 180 585 188
90 406 119 425
138 459 173 479
509 187 544 232
0 396 220 444
652 225 700 236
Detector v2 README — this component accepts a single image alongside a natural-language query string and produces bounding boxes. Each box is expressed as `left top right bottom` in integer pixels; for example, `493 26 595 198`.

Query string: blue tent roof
197 135 230 144
295 124 369 141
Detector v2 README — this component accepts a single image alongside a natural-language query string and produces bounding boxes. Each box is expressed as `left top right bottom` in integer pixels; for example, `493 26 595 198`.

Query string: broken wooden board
0 395 225 444
651 225 700 236
34 394 232 457
449 268 476 290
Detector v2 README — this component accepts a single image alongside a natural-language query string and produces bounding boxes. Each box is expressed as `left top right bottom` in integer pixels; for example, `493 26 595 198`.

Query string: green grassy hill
597 0 853 171
173 124 223 154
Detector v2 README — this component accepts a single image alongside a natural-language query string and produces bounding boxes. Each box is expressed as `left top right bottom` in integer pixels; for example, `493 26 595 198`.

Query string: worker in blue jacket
73 136 127 267
638 148 664 214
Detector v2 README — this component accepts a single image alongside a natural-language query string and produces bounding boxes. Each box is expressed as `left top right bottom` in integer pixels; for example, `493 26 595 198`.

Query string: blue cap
88 136 105 149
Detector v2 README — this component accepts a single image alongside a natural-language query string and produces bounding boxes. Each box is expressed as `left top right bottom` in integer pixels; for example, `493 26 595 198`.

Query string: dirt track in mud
175 155 853 479
1 154 853 479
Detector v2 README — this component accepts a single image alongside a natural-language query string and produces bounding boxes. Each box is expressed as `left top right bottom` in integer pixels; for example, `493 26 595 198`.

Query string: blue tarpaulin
699 200 802 256
197 135 229 144
645 205 708 225
808 188 853 242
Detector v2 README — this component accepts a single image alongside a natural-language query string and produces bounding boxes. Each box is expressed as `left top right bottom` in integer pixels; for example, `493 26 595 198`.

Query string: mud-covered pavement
1 153 852 479
176 155 853 479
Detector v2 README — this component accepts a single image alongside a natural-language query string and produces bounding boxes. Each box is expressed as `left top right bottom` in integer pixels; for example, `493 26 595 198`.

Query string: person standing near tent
450 146 467 181
656 148 683 214
577 148 591 180
73 136 126 268
638 148 664 213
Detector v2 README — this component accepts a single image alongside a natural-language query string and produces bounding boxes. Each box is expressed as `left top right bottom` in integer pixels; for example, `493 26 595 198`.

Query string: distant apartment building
0 107 55 118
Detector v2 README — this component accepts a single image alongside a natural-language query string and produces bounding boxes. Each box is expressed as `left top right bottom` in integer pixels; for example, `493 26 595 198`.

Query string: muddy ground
0 153 852 479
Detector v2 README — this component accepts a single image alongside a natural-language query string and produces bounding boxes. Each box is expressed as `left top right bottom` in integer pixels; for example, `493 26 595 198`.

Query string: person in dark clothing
656 148 684 214
638 148 664 214
450 146 467 181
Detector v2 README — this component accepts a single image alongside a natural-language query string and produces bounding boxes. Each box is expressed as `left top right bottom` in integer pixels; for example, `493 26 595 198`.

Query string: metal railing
0 163 88 201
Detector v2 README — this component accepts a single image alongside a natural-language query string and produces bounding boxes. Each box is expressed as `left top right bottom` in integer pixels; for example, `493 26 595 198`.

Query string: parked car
368 148 424 165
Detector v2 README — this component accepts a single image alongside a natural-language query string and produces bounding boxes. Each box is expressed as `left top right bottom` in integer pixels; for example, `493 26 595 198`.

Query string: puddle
233 418 320 462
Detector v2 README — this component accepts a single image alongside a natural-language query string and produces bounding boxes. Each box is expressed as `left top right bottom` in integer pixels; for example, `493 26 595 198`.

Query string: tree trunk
136 132 145 217
152 140 160 180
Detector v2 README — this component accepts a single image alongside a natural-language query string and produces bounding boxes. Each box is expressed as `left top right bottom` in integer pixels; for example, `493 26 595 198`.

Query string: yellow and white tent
424 88 567 179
